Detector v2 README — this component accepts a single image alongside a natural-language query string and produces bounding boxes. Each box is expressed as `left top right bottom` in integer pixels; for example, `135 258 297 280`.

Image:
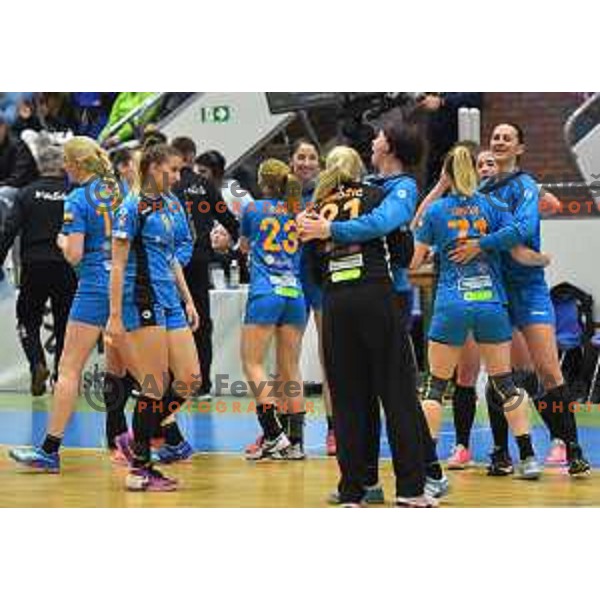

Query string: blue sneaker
328 484 385 506
9 447 60 473
515 456 542 481
364 485 386 505
153 441 194 465
425 475 450 499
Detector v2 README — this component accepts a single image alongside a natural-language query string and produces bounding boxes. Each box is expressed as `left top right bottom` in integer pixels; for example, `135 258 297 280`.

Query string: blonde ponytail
129 150 142 195
257 158 303 213
64 137 123 210
444 145 478 197
314 146 365 205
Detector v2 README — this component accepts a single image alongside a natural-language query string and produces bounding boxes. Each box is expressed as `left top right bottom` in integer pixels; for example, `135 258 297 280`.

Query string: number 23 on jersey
260 217 299 254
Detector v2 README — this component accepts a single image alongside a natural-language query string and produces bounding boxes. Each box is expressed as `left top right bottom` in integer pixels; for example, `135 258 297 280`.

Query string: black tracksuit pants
184 260 212 394
322 282 426 503
15 262 77 380
364 291 439 488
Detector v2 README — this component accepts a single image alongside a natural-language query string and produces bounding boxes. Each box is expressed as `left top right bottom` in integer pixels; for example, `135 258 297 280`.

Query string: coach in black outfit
0 135 76 396
0 111 39 224
171 137 239 397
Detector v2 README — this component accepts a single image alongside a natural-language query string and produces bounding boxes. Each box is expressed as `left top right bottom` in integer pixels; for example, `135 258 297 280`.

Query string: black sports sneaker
487 447 514 477
567 443 592 478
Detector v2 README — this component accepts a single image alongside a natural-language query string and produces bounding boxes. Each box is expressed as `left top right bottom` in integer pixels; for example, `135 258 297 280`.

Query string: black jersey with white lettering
0 176 69 264
308 182 393 289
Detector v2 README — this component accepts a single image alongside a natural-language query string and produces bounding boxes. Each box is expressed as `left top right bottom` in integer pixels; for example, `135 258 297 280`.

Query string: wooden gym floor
1 450 599 508
2 394 600 507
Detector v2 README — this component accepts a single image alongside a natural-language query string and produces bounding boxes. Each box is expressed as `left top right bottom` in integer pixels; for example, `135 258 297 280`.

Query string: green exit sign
200 106 231 123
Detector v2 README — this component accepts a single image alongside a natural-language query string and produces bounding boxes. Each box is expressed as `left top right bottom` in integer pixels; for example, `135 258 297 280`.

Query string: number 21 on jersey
448 217 488 239
319 197 361 222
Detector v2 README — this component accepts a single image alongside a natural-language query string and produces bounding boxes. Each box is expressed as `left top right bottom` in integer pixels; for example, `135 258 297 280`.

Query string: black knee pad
489 373 519 405
422 375 450 405
513 370 539 398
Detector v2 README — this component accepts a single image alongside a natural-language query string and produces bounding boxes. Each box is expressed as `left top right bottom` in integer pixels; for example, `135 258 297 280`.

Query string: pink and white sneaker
245 435 264 456
546 439 567 466
396 495 439 508
447 445 474 470
326 431 337 457
126 467 178 492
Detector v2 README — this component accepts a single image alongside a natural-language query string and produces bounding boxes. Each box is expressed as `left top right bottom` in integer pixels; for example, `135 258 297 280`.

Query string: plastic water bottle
229 260 240 289
210 264 226 290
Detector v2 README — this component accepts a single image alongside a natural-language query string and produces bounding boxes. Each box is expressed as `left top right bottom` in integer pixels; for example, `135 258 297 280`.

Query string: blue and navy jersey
478 171 544 286
62 178 117 294
241 198 302 298
113 195 180 309
165 192 193 268
368 174 418 293
367 173 418 216
416 192 512 306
